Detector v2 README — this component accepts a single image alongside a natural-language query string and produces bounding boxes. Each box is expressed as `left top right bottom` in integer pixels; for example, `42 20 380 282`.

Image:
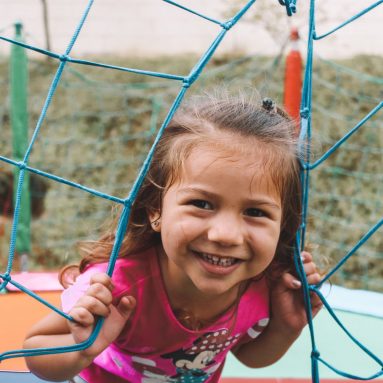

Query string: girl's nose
207 214 244 246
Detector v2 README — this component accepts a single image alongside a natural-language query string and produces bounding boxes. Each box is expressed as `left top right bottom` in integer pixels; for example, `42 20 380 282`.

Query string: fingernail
300 253 306 262
293 279 302 288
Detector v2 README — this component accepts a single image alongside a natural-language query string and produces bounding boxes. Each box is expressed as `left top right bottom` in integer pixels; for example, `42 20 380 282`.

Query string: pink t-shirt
61 248 270 383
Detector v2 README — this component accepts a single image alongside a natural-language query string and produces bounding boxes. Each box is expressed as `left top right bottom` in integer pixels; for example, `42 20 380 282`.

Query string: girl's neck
156 246 243 328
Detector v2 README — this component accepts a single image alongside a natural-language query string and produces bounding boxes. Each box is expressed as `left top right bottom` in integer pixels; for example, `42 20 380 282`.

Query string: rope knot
1 273 11 283
300 107 309 119
278 0 297 16
59 54 70 63
222 20 233 31
311 350 320 359
309 285 317 292
182 78 191 89
18 161 27 170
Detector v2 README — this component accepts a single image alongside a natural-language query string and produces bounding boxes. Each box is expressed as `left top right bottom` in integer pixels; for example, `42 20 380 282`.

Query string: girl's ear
148 210 161 232
58 264 80 289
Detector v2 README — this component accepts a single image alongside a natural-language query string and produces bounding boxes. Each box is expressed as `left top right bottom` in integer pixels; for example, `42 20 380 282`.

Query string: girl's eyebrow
177 186 216 199
250 201 282 211
178 187 281 211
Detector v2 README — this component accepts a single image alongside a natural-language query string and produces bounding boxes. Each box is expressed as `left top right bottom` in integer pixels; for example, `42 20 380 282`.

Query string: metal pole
10 22 31 271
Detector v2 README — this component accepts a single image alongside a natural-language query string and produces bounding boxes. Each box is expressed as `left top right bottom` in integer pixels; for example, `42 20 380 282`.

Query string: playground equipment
0 1 382 382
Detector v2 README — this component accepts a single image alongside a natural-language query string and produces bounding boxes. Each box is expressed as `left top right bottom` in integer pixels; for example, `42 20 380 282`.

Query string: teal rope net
308 55 383 292
0 1 382 382
1 45 284 269
0 0 261 363
297 0 383 381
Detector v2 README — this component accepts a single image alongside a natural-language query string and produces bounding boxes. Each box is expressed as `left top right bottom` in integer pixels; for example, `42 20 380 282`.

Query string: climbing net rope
0 1 382 382
296 0 383 381
307 55 383 292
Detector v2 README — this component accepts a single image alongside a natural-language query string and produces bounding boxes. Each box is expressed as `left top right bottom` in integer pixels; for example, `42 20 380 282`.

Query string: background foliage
0 48 382 291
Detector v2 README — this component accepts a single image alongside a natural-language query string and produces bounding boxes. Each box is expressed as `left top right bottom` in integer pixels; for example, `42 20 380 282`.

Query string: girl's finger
116 296 136 320
281 272 302 289
300 251 313 263
310 292 323 317
70 306 95 327
86 282 113 306
90 273 114 291
75 295 111 318
306 272 321 285
302 262 317 276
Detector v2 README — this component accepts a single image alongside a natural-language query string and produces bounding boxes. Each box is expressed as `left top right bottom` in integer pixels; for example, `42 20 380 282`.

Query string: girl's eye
190 200 212 210
245 208 266 218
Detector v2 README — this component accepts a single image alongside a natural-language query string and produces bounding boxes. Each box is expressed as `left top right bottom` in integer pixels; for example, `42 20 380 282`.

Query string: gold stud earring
151 219 161 231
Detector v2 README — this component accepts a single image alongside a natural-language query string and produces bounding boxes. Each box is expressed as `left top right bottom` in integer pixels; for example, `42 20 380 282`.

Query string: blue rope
0 156 126 204
5 0 95 278
0 0 258 362
313 289 383 367
1 2 382 381
297 0 315 250
0 275 72 321
298 1 383 382
307 101 383 170
318 217 383 287
314 0 383 40
278 0 298 16
0 36 187 81
163 0 224 27
6 168 26 275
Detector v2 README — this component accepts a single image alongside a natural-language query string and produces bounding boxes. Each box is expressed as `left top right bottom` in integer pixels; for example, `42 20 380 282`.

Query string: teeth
200 252 237 267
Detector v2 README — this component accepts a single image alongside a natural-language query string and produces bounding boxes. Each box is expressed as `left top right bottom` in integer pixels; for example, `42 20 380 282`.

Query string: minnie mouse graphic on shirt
132 319 269 383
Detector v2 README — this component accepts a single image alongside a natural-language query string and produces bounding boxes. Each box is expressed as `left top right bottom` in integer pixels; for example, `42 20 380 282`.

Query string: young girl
23 92 322 383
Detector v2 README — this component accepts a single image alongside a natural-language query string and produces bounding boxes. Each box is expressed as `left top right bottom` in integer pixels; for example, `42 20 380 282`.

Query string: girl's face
150 138 282 300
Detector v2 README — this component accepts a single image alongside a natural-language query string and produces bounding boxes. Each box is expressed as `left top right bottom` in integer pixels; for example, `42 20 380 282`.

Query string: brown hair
78 91 302 278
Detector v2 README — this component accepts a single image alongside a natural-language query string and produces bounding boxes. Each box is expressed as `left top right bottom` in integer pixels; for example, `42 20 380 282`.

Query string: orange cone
284 27 302 134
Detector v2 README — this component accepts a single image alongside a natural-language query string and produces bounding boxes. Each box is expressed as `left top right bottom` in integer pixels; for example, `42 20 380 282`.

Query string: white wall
1 0 382 59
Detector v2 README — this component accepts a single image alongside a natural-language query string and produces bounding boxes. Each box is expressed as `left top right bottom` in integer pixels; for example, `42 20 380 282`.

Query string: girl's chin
190 277 240 298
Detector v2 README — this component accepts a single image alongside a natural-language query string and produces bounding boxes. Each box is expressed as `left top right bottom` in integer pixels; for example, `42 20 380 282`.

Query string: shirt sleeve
236 317 270 347
61 263 108 313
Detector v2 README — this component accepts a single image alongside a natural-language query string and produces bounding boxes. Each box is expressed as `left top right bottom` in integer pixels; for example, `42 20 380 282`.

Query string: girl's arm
23 312 93 381
23 273 136 382
232 251 322 368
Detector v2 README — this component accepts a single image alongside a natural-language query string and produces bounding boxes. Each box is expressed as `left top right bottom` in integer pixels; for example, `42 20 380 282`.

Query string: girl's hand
68 273 136 359
268 251 322 338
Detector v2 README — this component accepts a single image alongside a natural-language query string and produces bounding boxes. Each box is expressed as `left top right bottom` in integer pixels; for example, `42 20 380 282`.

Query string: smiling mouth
197 252 240 267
